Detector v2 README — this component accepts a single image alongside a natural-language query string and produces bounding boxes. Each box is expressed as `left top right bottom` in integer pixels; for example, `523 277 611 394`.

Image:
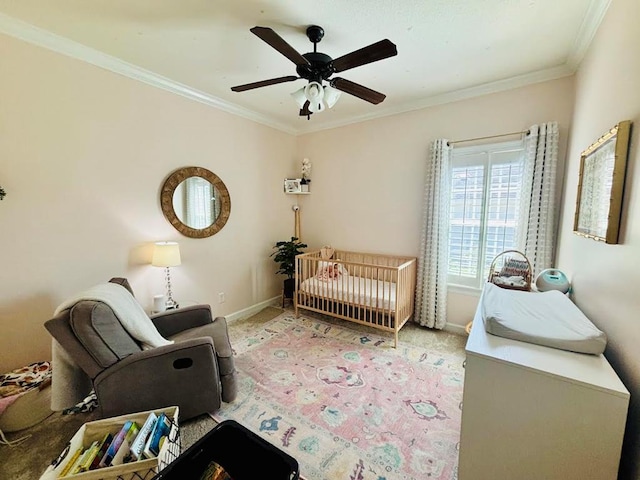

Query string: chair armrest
150 305 213 338
93 337 221 419
95 337 215 381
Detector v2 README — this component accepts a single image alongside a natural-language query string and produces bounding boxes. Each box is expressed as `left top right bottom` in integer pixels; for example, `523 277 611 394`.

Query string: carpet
212 312 464 480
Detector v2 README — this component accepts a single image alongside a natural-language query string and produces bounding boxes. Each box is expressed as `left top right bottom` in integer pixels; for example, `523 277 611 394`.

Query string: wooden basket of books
39 406 180 480
487 250 532 292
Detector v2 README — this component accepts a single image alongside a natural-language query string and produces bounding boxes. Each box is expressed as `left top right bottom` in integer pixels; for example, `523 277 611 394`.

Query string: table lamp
152 241 181 309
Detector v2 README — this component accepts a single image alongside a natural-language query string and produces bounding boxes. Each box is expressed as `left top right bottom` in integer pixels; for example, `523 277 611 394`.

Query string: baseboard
444 323 467 336
226 299 468 337
225 296 281 323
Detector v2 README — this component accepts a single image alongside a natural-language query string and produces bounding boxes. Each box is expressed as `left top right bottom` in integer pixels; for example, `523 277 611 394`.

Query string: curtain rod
448 129 530 146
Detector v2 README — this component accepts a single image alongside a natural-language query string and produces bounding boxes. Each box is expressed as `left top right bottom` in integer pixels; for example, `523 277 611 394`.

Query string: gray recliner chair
44 278 237 420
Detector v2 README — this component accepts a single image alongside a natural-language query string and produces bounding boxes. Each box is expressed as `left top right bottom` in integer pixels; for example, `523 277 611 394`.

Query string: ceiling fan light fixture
308 100 325 113
323 85 342 108
291 86 307 108
304 81 324 103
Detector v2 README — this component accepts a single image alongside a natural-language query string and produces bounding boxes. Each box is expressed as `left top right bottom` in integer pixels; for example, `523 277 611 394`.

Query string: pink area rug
212 313 463 480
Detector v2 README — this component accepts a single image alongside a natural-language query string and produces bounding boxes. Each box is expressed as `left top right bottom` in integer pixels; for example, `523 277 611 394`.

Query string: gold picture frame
573 120 632 244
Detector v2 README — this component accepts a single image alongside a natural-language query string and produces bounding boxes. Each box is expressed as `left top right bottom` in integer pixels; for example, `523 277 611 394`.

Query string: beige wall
0 34 296 373
296 77 575 328
555 0 640 477
2 6 635 473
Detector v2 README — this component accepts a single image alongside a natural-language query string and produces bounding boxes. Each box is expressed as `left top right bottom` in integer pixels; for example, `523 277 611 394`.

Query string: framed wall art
573 120 632 244
283 178 302 194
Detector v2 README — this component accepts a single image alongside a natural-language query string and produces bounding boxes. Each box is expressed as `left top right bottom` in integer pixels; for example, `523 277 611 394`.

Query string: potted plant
271 237 307 299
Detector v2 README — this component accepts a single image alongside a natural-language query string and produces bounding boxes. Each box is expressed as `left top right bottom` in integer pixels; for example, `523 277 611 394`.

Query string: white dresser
458 306 629 480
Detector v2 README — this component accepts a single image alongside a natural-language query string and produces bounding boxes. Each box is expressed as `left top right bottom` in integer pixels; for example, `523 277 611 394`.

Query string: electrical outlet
218 292 225 304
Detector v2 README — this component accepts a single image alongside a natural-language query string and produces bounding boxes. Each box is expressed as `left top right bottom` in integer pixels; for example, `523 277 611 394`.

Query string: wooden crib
295 249 417 347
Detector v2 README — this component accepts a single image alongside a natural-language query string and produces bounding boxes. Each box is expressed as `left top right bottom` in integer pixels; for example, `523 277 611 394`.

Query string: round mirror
160 166 231 238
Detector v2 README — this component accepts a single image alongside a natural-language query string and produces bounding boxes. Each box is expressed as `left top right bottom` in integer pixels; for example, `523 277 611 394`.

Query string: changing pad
481 282 607 354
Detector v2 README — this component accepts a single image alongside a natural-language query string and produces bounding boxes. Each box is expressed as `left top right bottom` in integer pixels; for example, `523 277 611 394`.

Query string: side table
151 301 199 316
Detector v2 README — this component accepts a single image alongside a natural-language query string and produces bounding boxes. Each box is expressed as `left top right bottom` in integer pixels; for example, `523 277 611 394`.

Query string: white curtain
517 122 559 277
185 177 214 228
414 139 451 329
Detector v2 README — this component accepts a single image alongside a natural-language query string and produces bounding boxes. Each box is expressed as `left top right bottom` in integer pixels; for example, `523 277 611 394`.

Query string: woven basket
487 250 532 292
40 407 180 480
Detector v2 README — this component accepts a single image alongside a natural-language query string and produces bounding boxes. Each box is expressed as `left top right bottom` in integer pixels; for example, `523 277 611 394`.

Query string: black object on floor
153 419 299 480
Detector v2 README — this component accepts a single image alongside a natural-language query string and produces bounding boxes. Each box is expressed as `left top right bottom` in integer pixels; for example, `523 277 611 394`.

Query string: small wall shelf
284 178 311 194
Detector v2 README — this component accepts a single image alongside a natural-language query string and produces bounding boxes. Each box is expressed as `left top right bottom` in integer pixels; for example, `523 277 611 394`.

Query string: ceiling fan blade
299 100 312 117
332 39 397 73
331 77 386 105
231 76 298 92
250 26 311 67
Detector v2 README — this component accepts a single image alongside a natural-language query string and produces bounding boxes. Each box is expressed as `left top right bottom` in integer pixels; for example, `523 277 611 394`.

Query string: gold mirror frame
160 166 231 238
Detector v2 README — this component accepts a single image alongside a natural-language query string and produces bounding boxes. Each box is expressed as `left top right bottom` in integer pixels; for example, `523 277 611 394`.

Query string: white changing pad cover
481 282 607 354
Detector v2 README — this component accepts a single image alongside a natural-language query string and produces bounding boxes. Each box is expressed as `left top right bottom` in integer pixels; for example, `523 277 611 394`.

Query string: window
448 140 524 288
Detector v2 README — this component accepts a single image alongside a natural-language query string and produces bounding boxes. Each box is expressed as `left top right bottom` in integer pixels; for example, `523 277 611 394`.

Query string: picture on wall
573 120 632 244
284 178 302 193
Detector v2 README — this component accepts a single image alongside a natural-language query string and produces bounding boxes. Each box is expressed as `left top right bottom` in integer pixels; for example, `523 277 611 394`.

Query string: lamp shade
291 87 307 108
308 100 325 113
304 82 324 104
152 241 181 267
323 85 341 108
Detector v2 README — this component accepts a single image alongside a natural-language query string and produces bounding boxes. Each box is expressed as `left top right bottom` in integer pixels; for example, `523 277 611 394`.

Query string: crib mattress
481 282 607 355
299 276 397 311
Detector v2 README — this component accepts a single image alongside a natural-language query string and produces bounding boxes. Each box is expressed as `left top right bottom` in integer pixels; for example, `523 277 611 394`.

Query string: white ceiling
0 0 610 135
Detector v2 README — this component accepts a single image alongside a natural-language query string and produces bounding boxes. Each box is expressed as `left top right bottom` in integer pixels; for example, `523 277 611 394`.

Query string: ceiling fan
230 25 398 118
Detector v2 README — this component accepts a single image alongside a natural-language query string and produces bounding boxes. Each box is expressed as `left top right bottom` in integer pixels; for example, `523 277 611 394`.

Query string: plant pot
283 278 295 299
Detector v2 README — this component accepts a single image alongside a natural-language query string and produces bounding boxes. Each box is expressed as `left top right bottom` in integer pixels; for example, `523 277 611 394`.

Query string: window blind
448 143 524 288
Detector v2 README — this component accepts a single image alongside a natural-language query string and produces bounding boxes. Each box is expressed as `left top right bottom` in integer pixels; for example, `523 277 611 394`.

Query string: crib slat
295 250 416 348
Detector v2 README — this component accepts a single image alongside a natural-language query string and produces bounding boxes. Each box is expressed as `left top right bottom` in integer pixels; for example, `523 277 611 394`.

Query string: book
200 460 233 480
111 421 140 465
66 449 87 477
79 439 102 472
142 413 171 459
130 412 158 461
58 447 83 477
72 440 99 474
99 420 134 468
90 432 114 470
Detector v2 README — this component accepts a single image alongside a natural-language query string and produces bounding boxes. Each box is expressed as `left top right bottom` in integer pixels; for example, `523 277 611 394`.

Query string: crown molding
0 13 297 135
296 64 575 135
566 0 612 70
0 2 609 138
